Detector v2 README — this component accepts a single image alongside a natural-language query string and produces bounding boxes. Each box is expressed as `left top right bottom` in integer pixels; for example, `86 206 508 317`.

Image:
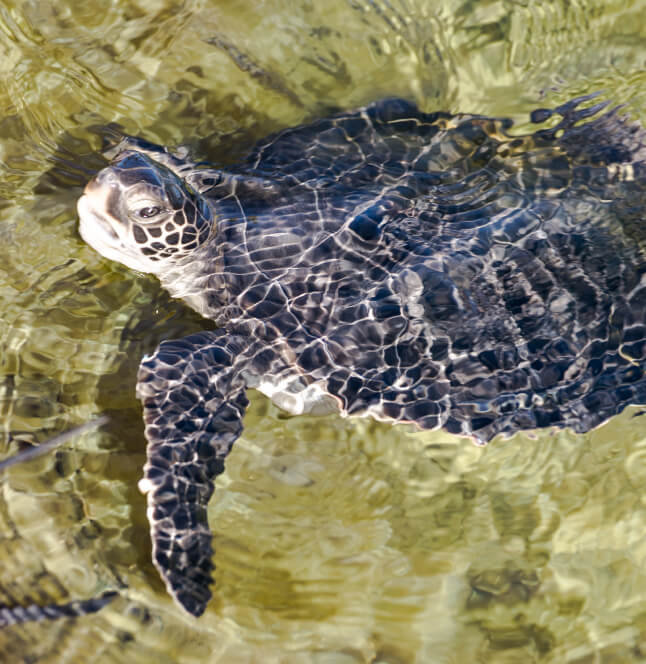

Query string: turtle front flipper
136 330 250 617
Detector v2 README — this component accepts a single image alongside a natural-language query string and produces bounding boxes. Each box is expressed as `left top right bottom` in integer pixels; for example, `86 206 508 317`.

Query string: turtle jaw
77 188 161 274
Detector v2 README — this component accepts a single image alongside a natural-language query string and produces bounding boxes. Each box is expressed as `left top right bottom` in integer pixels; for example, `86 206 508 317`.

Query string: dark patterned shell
78 96 646 618
159 96 646 440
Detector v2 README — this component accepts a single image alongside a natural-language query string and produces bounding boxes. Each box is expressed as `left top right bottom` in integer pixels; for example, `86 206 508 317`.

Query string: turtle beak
77 193 120 243
77 168 128 246
80 168 128 227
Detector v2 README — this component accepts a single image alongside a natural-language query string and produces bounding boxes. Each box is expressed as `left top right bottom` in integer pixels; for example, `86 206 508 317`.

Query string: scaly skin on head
77 150 215 274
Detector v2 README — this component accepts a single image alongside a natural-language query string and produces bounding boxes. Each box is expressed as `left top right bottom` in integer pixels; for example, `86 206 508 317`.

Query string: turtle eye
136 206 163 219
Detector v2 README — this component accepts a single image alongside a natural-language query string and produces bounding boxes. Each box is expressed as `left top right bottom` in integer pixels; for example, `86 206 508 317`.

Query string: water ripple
1 1 646 662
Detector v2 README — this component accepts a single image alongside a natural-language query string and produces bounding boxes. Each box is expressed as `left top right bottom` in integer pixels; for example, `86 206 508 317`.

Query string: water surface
1 1 646 662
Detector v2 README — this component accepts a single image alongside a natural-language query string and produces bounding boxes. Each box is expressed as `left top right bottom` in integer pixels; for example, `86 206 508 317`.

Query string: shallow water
1 0 646 662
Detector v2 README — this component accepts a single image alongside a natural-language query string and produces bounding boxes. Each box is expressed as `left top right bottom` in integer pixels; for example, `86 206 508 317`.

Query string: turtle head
78 149 214 274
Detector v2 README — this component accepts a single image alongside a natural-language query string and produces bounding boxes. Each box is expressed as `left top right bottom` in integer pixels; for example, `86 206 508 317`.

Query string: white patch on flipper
246 373 340 416
608 163 635 181
138 477 156 494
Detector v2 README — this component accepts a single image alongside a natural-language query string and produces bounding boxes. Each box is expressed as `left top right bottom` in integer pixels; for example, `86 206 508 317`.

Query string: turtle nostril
97 169 119 186
85 169 118 193
84 177 101 193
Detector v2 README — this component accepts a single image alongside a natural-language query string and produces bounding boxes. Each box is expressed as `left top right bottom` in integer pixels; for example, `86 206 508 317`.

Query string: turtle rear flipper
0 591 117 627
136 331 250 617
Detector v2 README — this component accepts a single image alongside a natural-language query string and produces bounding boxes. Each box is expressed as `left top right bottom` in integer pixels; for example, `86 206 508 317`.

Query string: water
1 0 646 661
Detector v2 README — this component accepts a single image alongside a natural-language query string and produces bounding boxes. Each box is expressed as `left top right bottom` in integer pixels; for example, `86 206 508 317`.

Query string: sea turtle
75 95 646 619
